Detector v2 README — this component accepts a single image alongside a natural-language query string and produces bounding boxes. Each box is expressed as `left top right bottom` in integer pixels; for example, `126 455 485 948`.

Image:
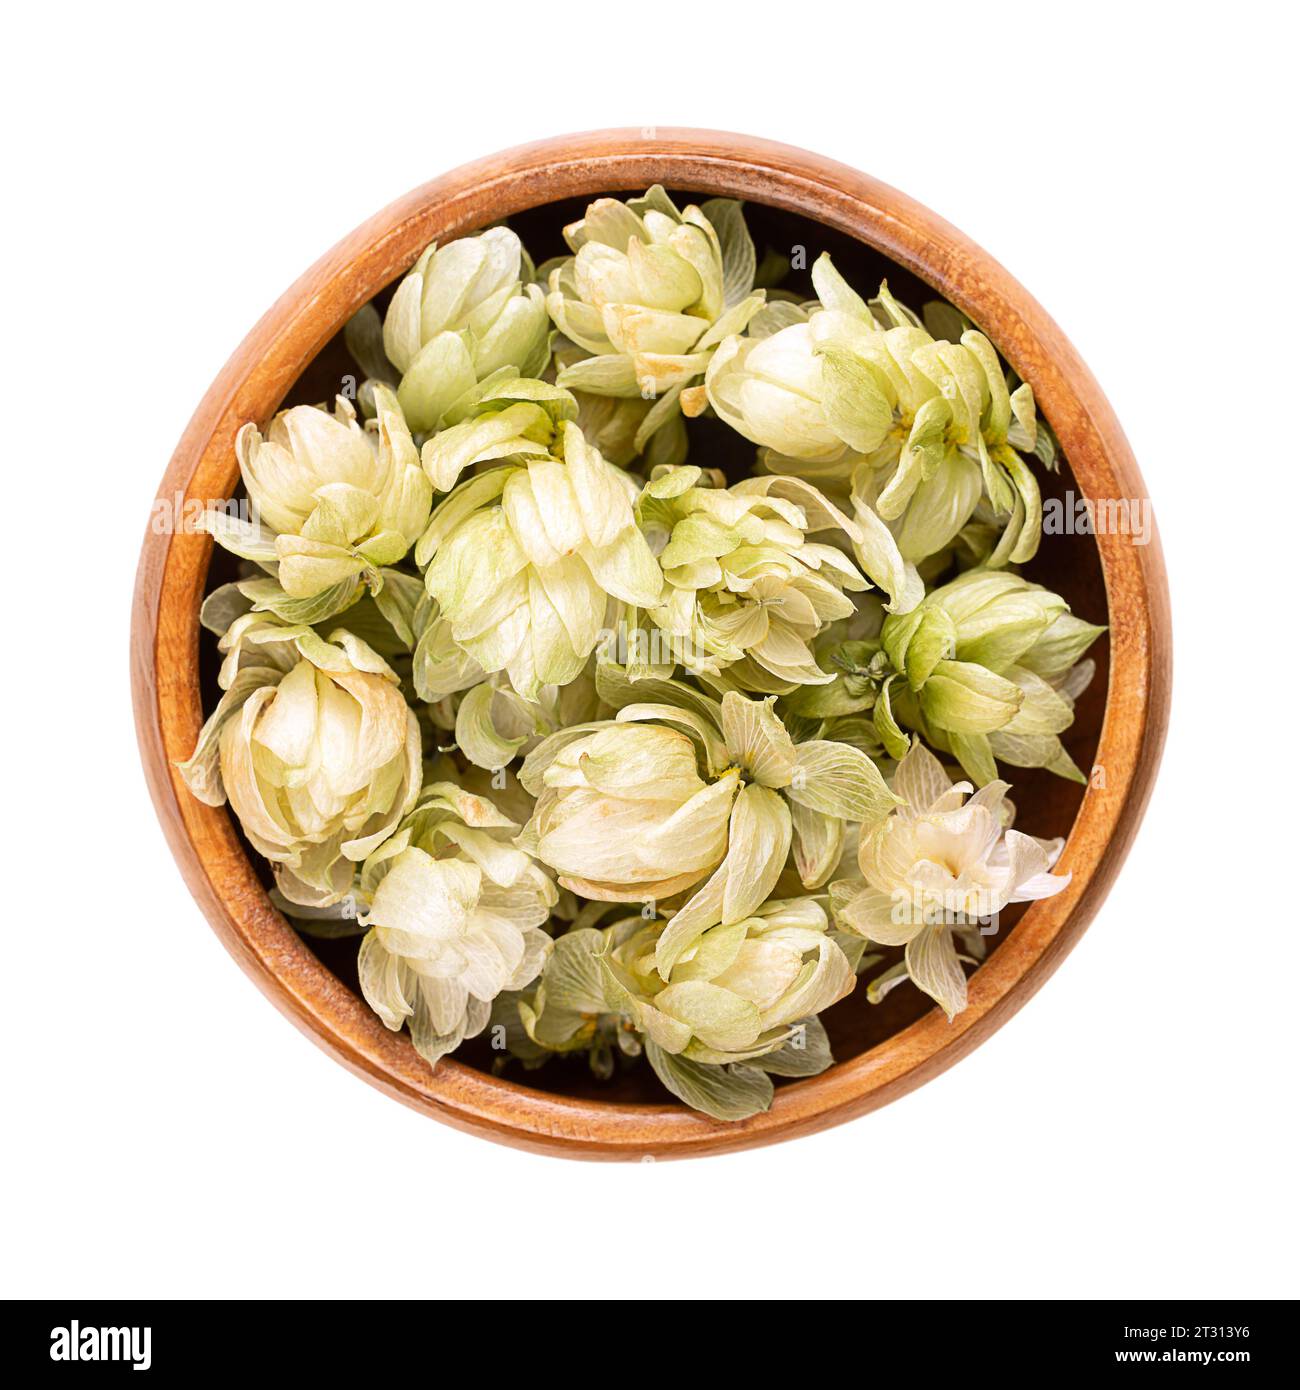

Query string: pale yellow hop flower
705 321 848 463
506 905 850 1119
382 226 550 433
546 186 763 449
599 898 854 1064
706 255 1049 606
208 388 431 603
830 740 1069 1018
356 783 557 1067
637 466 871 692
416 422 663 701
523 721 742 903
519 675 896 979
177 615 421 907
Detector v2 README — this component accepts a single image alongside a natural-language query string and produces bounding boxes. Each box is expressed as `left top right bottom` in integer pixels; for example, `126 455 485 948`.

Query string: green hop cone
707 254 1050 586
876 569 1105 783
705 319 857 462
503 911 840 1120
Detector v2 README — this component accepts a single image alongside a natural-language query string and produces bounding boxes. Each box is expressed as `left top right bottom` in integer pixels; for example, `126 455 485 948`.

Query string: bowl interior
200 189 1109 1107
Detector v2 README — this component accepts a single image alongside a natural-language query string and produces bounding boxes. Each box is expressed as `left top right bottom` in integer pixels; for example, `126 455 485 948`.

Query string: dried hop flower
415 422 663 700
830 740 1070 1018
382 227 551 433
636 466 871 692
518 672 897 975
598 897 855 1064
356 782 557 1067
178 615 422 907
875 568 1104 785
546 185 764 447
205 389 431 607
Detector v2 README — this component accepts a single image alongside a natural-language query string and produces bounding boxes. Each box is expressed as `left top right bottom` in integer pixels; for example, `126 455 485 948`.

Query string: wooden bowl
131 129 1171 1159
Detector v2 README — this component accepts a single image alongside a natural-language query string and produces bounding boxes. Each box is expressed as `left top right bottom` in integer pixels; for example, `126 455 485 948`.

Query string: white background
4 2 1295 1300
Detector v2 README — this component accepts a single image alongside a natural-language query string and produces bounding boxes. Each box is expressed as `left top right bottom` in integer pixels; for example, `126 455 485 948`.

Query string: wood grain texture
131 129 1172 1160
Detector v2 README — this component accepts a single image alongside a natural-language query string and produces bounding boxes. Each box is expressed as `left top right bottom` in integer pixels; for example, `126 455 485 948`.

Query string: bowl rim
131 128 1172 1160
